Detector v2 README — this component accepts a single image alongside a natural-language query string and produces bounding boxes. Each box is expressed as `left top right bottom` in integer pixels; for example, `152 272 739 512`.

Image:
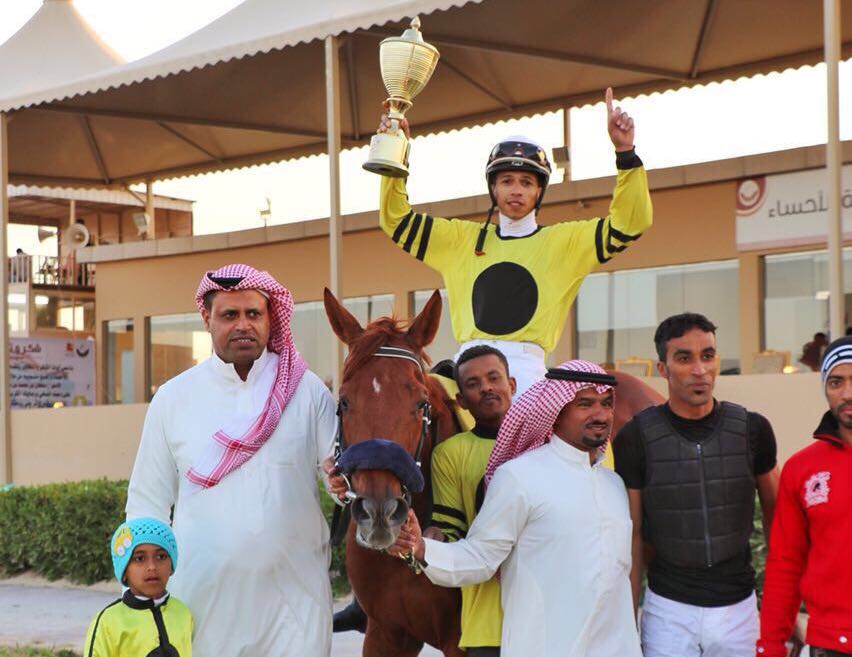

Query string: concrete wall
8 373 828 485
11 404 148 485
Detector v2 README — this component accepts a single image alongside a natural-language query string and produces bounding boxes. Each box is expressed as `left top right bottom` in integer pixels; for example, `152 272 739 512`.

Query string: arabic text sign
735 164 852 251
10 337 95 409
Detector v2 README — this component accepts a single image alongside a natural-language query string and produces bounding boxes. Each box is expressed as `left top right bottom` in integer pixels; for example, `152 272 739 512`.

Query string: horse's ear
407 289 442 349
323 287 364 345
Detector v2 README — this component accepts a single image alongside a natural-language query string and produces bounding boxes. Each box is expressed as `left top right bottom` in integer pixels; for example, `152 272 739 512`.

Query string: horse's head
324 288 442 550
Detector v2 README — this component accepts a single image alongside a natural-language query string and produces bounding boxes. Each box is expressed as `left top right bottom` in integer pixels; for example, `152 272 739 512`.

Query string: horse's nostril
351 497 370 523
386 497 410 526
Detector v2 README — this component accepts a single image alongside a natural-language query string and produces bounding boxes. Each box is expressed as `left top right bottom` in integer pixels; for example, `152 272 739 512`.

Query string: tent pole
326 35 344 392
0 112 11 484
146 180 155 239
824 0 844 339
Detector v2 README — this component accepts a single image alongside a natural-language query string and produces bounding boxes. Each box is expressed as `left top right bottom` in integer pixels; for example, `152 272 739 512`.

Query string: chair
751 350 790 374
615 356 654 377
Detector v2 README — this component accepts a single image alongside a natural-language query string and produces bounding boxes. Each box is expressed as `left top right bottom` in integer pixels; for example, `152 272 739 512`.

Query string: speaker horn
62 223 91 249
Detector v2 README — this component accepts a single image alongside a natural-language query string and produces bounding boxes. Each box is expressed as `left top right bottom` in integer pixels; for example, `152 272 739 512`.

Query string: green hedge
0 479 350 593
0 479 127 584
319 490 349 596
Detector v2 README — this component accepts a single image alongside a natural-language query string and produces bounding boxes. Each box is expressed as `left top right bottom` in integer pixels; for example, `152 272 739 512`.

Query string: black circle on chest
471 262 539 335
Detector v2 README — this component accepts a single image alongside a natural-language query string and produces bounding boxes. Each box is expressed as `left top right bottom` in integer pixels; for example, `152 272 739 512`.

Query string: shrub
751 496 768 598
0 479 127 584
319 488 349 596
0 479 351 594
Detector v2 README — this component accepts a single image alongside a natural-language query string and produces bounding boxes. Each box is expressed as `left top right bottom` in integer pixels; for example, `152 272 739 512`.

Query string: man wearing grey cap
757 336 852 657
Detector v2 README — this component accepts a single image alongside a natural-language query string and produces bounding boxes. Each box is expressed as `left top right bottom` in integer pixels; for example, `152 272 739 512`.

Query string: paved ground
0 576 440 656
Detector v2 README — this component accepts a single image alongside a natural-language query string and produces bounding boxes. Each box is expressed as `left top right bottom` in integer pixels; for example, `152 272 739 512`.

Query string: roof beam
440 56 514 110
110 141 331 184
408 38 852 138
8 212 62 227
358 28 687 81
41 104 357 143
690 0 718 78
79 115 111 184
156 122 224 163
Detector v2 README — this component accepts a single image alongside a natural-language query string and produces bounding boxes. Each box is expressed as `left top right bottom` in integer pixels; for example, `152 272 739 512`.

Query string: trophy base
363 132 410 178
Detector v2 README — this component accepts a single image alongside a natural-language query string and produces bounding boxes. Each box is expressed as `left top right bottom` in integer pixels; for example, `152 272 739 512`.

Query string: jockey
378 87 653 395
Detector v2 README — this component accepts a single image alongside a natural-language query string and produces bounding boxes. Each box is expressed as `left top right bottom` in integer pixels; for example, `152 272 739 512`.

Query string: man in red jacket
757 335 852 657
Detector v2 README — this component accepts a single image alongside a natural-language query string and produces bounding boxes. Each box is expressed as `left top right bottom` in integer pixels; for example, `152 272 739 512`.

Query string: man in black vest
612 313 780 657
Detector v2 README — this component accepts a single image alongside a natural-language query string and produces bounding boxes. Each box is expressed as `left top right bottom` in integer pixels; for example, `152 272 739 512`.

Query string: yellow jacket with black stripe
379 151 652 354
431 426 502 648
84 590 193 657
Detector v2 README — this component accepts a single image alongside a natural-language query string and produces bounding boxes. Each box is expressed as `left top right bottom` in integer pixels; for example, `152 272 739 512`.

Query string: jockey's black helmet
485 136 552 210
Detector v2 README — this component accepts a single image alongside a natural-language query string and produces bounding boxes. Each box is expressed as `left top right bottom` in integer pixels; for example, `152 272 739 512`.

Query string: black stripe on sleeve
606 222 628 254
609 225 641 243
431 520 467 539
433 503 466 523
594 218 612 264
415 215 434 261
88 599 122 657
402 213 423 254
391 210 414 244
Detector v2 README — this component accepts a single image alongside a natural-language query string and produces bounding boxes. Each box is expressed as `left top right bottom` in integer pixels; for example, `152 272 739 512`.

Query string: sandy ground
0 573 441 656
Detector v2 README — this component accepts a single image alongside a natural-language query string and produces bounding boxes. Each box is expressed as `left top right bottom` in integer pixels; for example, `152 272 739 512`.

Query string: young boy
84 517 193 657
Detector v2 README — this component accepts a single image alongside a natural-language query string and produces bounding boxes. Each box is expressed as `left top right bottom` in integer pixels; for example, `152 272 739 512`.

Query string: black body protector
636 402 755 569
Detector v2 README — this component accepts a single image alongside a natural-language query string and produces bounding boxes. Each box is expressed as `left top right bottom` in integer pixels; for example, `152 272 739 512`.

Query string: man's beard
580 435 607 449
832 403 852 428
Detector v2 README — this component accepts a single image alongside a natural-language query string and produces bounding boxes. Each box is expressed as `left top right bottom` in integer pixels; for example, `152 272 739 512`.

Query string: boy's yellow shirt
84 593 193 657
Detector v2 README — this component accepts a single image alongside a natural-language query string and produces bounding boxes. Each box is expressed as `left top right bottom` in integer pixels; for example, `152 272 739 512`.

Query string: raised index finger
605 87 614 114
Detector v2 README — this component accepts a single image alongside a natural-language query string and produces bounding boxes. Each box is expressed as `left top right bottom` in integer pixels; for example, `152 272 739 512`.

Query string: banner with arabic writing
10 337 95 408
735 164 852 251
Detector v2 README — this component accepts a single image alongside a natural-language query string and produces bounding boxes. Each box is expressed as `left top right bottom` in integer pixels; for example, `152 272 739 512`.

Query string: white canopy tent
0 0 848 482
0 0 124 482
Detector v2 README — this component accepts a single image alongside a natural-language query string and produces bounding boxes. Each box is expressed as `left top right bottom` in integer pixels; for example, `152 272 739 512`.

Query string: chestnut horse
324 288 664 656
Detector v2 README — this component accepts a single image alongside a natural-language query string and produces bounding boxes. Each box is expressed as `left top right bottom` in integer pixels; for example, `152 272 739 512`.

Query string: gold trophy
363 16 440 177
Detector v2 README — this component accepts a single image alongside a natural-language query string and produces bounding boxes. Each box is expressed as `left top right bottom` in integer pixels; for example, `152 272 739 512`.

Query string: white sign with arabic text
735 164 852 251
10 337 95 409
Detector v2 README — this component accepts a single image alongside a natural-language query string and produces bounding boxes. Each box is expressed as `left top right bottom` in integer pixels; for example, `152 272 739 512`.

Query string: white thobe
423 437 642 657
126 349 336 657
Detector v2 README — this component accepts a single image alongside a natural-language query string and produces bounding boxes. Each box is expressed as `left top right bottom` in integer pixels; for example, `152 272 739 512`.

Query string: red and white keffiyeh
483 359 614 486
185 263 308 489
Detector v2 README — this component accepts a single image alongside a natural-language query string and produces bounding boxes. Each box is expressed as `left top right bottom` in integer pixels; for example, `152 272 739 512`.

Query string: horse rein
333 345 433 506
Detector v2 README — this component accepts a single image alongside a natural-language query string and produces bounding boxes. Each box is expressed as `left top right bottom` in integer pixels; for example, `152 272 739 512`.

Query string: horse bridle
333 345 432 506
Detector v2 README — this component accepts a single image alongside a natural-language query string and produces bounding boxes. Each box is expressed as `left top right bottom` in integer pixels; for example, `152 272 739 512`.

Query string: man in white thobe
126 263 336 657
390 360 641 657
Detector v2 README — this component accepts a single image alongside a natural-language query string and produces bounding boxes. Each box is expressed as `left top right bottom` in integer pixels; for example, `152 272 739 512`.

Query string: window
764 248 852 371
148 313 211 398
412 289 458 364
291 294 395 386
34 291 95 333
8 292 28 333
577 260 740 373
105 319 134 404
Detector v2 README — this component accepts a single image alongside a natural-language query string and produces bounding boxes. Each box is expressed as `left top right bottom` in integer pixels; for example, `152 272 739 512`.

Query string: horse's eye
339 398 350 413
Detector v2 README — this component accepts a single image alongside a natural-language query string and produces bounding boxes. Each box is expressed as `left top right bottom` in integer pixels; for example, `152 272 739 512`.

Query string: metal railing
7 255 95 287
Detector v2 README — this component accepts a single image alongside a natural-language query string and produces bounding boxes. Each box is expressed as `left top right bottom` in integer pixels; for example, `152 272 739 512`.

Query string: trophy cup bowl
363 17 440 177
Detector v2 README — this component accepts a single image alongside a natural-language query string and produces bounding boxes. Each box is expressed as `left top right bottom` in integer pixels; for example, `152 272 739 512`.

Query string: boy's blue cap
111 517 178 583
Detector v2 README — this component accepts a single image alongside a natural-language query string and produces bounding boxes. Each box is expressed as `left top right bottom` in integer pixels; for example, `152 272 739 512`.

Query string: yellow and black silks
379 153 653 354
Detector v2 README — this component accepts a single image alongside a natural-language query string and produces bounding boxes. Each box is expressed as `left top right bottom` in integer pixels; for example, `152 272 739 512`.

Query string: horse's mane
341 316 432 383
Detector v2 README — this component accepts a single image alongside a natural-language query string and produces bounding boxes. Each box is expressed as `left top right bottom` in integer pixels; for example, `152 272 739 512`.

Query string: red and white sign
735 164 852 251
